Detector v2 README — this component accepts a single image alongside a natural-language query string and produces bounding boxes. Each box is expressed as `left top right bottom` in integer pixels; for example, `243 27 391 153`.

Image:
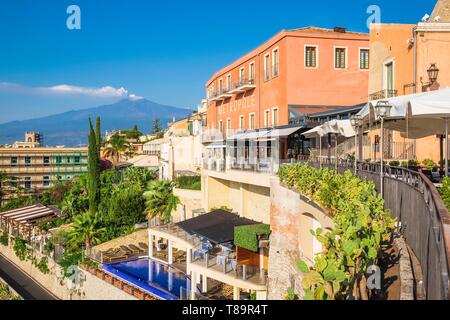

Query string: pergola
0 204 63 241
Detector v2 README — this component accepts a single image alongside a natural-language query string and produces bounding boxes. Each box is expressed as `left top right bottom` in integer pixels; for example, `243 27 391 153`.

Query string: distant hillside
0 99 191 147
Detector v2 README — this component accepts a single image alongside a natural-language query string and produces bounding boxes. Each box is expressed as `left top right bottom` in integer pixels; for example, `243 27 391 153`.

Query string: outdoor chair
138 242 148 250
128 244 142 254
120 245 134 255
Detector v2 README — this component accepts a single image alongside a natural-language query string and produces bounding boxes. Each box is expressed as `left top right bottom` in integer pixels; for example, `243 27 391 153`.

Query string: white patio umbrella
303 120 356 168
356 87 450 174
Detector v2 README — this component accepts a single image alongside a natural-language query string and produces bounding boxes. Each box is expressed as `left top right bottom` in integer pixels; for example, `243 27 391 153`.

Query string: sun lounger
120 245 134 255
139 242 148 250
128 244 144 254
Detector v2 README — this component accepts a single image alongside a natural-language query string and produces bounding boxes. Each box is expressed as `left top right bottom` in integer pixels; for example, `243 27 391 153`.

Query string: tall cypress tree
88 118 101 214
95 116 101 156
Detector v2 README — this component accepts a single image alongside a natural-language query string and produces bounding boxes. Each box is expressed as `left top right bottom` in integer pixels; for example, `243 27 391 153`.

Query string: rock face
267 177 334 300
431 0 450 22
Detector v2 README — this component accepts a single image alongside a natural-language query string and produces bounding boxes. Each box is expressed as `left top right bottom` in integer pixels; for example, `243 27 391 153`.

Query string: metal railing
369 89 398 101
298 159 450 300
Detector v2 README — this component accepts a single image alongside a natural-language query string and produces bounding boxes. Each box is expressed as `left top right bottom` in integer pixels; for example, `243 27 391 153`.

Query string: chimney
334 27 346 33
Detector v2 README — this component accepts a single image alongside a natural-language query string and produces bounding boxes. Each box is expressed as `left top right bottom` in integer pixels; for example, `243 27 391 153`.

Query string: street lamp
374 101 392 197
350 115 362 174
427 63 440 84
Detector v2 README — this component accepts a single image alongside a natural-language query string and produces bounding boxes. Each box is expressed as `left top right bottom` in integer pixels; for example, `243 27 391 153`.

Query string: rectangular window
335 48 346 69
10 157 18 167
43 176 50 187
66 157 71 164
360 49 369 69
227 118 231 130
219 120 223 133
25 156 32 167
249 62 255 82
43 156 50 167
272 48 279 77
264 110 270 127
305 46 317 68
24 177 32 190
218 79 223 94
226 75 232 91
239 68 245 83
264 54 270 81
239 115 245 129
249 113 255 130
272 108 279 127
56 156 62 164
74 156 80 164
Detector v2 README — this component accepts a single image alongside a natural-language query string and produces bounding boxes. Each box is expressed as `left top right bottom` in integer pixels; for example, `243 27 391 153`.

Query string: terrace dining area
147 209 270 300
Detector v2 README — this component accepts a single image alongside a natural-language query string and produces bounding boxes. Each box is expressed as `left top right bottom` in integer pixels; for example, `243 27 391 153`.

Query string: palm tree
144 180 180 223
103 135 130 166
61 194 77 218
68 212 106 249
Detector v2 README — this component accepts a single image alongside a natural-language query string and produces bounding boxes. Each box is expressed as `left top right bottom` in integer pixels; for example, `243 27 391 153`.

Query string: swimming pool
102 258 190 300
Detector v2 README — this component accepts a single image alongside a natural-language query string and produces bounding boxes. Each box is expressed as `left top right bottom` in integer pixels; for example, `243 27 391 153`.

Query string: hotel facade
201 27 371 224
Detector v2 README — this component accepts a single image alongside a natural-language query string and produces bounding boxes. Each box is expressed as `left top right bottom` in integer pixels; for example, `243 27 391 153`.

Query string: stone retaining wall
0 241 137 300
267 177 334 300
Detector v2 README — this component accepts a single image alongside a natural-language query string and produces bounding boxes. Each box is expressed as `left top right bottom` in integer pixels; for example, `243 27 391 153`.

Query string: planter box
113 278 122 289
133 290 144 300
123 284 133 295
96 270 104 279
104 274 112 283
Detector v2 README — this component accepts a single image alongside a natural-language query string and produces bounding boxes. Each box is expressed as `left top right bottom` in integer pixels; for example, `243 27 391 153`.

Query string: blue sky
0 0 437 123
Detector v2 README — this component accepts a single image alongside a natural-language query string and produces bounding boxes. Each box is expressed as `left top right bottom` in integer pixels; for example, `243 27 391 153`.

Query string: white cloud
0 82 143 100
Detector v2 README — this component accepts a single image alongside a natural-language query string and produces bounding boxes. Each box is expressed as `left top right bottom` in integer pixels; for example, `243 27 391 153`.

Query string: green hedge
174 176 201 190
278 163 396 300
234 224 271 252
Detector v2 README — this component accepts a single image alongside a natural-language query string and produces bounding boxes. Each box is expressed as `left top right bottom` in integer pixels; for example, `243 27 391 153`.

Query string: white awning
206 141 226 149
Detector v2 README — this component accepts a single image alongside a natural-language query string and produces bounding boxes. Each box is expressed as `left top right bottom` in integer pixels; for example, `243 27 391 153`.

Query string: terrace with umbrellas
147 209 271 300
303 87 450 183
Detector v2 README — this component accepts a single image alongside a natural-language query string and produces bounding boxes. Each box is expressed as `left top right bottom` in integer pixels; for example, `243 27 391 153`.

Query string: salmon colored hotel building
205 27 370 134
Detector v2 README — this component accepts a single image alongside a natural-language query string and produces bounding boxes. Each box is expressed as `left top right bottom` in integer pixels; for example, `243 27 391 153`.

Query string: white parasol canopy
357 87 450 130
303 119 356 138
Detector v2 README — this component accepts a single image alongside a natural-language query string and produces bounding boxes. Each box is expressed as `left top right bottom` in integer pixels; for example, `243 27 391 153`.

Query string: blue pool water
102 258 190 300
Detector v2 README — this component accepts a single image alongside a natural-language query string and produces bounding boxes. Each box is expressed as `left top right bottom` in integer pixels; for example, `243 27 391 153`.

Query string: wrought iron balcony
369 89 398 101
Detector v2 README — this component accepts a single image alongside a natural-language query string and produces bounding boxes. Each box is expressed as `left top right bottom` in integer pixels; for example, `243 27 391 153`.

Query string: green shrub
0 231 8 246
13 237 30 261
35 257 50 274
389 161 400 167
422 159 437 170
278 164 396 300
174 176 201 190
234 224 271 252
440 177 450 210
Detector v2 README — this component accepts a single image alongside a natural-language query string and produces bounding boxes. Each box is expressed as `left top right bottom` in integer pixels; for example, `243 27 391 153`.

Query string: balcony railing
369 89 398 101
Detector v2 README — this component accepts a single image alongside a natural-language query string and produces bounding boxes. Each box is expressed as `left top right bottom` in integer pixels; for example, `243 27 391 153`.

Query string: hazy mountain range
0 99 192 147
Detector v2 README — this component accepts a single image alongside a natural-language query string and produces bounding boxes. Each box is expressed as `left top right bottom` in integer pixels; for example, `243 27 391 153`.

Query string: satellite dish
421 13 430 22
434 15 441 22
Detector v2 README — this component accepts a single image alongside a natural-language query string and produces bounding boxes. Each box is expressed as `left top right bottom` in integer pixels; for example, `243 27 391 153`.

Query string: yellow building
0 144 88 195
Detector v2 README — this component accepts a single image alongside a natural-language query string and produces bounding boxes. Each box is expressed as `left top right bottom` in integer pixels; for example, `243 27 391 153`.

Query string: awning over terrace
226 125 304 141
175 210 260 245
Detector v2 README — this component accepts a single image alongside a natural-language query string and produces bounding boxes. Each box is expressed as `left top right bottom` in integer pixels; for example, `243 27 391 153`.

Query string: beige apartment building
0 132 88 195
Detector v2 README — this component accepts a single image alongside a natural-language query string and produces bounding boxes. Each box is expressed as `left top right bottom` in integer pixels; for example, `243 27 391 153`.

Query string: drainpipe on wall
413 25 418 94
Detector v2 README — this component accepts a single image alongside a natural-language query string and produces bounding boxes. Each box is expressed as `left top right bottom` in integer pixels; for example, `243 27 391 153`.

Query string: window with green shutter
360 49 369 69
335 48 346 69
305 46 317 68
